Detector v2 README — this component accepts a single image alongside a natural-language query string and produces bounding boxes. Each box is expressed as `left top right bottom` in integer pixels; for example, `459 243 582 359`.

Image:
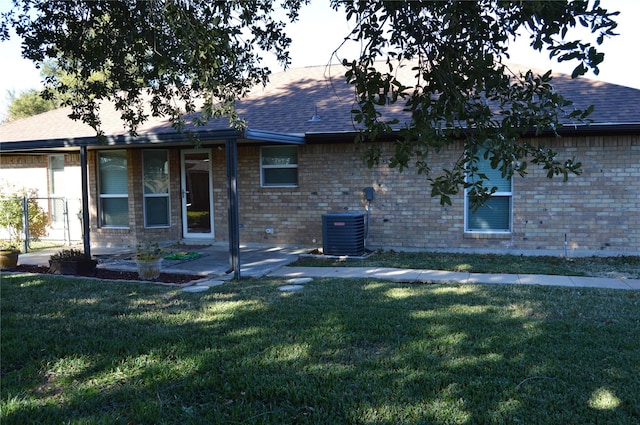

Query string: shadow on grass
1 273 639 424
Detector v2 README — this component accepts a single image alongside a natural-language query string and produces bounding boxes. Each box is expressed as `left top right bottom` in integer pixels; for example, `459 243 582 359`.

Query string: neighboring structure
1 64 639 256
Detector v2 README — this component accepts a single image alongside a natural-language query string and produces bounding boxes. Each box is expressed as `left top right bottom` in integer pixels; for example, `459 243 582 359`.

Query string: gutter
552 122 640 136
305 122 640 144
244 128 306 144
0 128 241 152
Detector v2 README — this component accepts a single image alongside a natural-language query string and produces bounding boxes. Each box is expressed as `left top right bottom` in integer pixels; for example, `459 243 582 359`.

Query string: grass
1 273 639 424
292 251 640 278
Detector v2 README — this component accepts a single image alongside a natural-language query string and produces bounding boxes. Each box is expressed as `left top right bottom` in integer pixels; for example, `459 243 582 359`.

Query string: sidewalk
269 266 640 290
13 245 640 290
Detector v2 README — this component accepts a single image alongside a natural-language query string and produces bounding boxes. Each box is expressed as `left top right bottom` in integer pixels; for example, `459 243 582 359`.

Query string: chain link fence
0 196 83 252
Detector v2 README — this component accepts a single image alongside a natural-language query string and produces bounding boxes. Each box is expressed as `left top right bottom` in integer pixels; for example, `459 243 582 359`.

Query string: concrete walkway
13 244 640 290
268 266 640 290
15 243 307 279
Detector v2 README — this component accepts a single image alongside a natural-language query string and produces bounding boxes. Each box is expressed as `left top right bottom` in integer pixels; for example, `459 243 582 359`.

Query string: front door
181 149 214 238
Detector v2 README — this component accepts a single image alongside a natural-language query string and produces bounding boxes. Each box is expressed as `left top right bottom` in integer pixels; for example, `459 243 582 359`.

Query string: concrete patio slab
195 280 225 287
182 286 209 293
286 277 314 284
278 284 304 292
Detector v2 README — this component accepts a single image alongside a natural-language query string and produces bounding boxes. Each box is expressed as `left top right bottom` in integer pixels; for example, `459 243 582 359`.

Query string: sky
1 0 638 121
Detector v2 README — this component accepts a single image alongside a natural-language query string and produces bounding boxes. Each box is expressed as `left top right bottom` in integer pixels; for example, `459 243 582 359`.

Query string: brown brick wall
88 148 182 248
4 134 638 255
0 152 80 169
512 135 639 254
227 135 638 255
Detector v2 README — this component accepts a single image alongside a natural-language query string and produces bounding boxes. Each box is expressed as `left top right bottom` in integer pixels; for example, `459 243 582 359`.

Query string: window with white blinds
465 150 512 232
98 150 129 227
143 150 170 227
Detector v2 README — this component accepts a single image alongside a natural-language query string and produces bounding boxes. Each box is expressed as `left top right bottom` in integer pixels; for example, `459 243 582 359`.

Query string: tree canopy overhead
1 0 619 206
2 0 305 131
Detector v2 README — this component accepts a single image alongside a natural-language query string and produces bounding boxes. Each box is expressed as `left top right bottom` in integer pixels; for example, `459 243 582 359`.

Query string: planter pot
49 259 98 276
0 250 19 270
136 258 163 280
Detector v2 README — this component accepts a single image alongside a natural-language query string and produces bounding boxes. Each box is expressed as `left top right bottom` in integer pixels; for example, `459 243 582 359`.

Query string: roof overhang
0 127 307 153
2 122 638 154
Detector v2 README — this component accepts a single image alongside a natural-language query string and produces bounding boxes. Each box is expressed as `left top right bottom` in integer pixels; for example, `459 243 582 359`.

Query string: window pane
263 168 298 186
143 151 169 194
145 197 169 227
262 146 298 165
468 197 510 231
50 155 64 170
261 146 299 186
100 198 129 227
50 155 65 195
99 151 128 194
475 153 511 192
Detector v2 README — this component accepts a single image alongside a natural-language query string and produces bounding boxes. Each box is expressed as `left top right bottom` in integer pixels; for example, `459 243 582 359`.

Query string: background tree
38 59 109 105
4 88 57 121
2 0 304 134
0 0 618 206
3 58 102 121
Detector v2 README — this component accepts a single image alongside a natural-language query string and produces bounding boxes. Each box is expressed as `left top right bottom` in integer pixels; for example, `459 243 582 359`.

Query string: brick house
1 64 639 256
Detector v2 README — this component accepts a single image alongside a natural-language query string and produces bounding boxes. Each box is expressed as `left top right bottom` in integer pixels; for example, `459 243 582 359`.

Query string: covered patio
15 243 307 280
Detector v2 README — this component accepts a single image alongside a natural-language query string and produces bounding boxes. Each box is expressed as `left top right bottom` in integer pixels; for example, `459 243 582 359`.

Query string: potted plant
0 241 21 270
135 242 164 280
49 248 98 276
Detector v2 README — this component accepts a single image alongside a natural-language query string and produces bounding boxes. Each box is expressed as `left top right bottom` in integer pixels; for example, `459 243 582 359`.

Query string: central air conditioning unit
322 213 365 256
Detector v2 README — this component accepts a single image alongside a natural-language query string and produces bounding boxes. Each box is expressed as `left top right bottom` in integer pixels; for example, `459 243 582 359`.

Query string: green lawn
1 273 639 424
293 251 640 278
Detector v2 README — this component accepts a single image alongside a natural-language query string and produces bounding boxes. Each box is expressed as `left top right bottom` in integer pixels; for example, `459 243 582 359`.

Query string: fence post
21 196 28 253
63 197 71 245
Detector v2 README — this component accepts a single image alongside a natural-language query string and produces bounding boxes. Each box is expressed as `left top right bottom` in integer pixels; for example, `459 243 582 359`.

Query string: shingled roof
2 62 640 151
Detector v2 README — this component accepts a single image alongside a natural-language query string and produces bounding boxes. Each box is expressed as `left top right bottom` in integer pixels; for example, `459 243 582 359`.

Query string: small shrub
49 248 89 261
135 242 165 261
0 241 20 253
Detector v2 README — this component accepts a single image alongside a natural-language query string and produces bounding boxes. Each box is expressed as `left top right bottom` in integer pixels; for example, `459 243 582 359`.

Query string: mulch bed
10 264 203 284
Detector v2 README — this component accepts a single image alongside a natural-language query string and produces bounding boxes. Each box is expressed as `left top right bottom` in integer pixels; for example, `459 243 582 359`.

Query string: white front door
180 149 214 238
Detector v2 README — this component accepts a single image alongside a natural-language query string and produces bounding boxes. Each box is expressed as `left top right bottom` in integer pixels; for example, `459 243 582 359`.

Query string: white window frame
97 150 129 228
260 146 299 188
142 150 171 228
464 150 513 234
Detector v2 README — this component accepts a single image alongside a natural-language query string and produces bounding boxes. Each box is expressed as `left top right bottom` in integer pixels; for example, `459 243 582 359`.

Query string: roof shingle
2 62 639 146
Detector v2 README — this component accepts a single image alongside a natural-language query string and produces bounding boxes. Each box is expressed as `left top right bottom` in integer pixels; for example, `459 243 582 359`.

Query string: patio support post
21 196 28 253
80 146 91 257
225 138 240 280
